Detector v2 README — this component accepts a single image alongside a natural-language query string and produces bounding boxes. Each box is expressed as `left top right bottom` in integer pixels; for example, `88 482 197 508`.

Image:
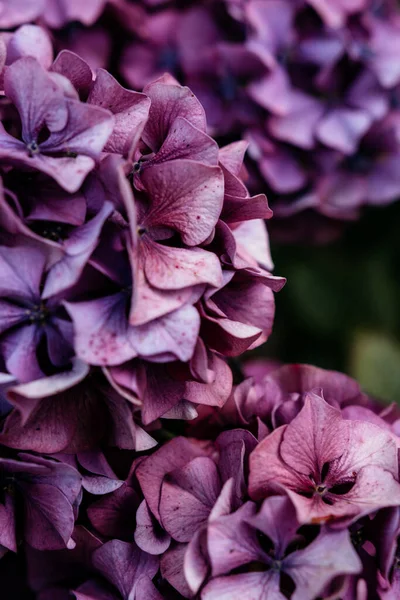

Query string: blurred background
253 201 400 404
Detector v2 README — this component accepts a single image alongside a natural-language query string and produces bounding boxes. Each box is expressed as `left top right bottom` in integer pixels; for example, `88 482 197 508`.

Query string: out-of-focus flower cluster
3 0 400 227
122 0 400 225
2 361 400 599
5 0 400 228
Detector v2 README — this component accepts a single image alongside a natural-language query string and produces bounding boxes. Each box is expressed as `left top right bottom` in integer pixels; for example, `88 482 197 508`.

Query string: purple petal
51 50 93 98
135 500 171 555
92 540 159 599
202 571 284 600
88 68 150 156
0 0 44 28
43 0 106 28
161 543 194 598
159 456 221 542
136 436 208 520
316 108 371 155
279 391 349 475
143 243 222 290
141 160 224 246
285 529 362 600
142 79 206 152
7 25 53 70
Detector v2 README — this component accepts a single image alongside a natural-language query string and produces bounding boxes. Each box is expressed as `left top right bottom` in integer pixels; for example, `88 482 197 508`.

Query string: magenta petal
233 220 274 271
316 108 371 155
0 244 46 300
248 67 292 115
40 97 114 159
0 496 17 552
142 116 219 168
142 79 206 152
221 193 272 223
129 266 202 326
42 201 113 298
268 91 324 150
23 483 76 550
88 69 150 156
307 0 367 28
44 0 106 28
74 581 116 600
92 540 159 598
65 293 138 366
207 502 260 576
0 0 45 28
367 154 400 205
144 243 222 290
7 25 53 70
184 528 209 594
2 324 44 383
285 529 362 600
159 456 221 542
248 426 306 501
249 496 299 558
219 141 249 176
161 543 194 598
4 57 68 138
88 483 139 541
141 160 224 246
280 391 349 475
0 361 96 454
202 571 284 600
51 50 93 98
136 436 208 520
131 305 200 362
133 351 231 424
135 500 171 555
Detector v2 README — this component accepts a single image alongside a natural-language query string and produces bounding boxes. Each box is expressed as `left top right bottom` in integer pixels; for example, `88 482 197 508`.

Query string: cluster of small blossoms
3 0 400 226
0 5 399 600
0 28 283 435
123 0 400 227
2 362 400 599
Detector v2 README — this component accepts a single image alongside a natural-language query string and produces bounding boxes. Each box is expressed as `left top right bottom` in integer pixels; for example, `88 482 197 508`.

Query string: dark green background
251 201 400 404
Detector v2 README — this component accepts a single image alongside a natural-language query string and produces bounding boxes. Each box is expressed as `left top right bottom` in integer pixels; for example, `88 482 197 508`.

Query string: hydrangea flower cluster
1 362 400 599
0 4 400 600
3 1 400 225
0 30 284 438
119 0 400 223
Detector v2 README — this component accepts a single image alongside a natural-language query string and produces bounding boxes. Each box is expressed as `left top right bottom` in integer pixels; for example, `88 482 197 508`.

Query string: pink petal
142 80 206 151
88 68 150 156
144 242 222 290
141 160 224 246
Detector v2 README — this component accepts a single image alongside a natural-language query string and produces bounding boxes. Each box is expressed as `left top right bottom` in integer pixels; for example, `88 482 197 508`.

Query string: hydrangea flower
249 391 400 525
202 497 361 599
0 57 114 193
0 452 81 552
0 46 281 430
0 243 75 382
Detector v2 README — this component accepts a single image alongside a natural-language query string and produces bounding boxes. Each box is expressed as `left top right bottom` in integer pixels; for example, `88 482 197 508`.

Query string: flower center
33 222 67 243
25 302 49 325
271 559 282 571
131 161 142 175
27 140 40 156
